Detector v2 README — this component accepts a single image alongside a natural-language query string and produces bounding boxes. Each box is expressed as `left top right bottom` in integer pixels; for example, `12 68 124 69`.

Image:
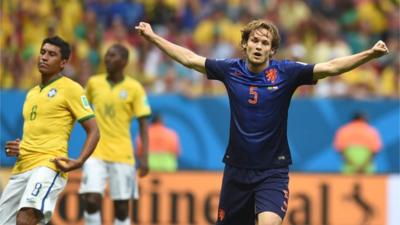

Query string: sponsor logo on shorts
26 197 37 203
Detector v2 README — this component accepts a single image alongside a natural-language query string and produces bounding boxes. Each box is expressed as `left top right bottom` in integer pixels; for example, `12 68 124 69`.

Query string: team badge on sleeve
81 96 90 109
47 88 57 98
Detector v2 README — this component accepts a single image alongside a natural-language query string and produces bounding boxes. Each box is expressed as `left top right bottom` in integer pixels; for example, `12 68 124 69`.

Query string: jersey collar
39 74 63 90
106 76 125 88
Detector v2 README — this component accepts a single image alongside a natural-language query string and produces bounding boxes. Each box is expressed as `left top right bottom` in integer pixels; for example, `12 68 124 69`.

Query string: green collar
40 74 63 90
106 76 125 88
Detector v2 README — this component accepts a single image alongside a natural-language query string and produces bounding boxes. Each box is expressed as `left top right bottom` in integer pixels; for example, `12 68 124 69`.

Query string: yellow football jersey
13 76 94 176
87 74 151 165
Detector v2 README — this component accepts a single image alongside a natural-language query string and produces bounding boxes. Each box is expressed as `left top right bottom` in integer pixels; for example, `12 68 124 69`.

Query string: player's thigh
0 171 30 225
257 211 282 225
216 167 255 225
20 166 66 224
255 167 289 222
108 162 134 200
113 199 130 219
79 158 108 195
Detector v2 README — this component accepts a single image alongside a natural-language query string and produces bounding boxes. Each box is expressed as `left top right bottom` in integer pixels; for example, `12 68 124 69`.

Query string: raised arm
313 40 389 80
135 22 207 74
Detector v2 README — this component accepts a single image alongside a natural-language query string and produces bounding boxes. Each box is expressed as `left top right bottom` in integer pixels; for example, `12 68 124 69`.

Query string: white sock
84 211 101 225
114 217 130 225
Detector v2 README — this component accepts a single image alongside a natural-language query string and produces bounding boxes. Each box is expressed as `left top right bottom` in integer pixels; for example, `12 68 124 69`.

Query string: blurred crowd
1 0 399 98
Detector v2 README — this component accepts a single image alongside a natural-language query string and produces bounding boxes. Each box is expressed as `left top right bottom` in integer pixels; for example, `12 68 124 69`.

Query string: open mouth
254 52 262 57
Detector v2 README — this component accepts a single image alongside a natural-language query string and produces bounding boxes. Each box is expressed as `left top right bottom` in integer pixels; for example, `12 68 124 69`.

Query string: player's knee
114 200 129 220
16 218 30 225
257 221 282 225
83 194 102 213
257 211 283 225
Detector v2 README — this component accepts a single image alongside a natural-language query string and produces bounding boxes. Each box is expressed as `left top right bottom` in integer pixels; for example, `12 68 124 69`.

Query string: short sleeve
205 58 235 81
66 83 95 122
85 78 93 103
132 83 151 118
282 60 316 86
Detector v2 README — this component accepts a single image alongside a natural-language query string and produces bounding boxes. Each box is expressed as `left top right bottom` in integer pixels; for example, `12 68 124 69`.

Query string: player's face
105 47 125 74
243 28 273 66
38 43 66 75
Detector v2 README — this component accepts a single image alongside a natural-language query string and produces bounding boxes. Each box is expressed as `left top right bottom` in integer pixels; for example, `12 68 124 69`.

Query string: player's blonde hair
241 19 280 54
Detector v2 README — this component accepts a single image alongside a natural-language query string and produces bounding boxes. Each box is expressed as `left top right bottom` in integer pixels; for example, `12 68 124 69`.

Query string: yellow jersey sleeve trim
78 114 95 123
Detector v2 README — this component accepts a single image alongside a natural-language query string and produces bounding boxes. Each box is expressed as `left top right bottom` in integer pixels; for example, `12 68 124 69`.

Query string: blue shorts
216 165 289 225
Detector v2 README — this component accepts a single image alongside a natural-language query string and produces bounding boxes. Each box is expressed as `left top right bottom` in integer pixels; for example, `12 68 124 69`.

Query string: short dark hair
110 44 129 60
41 36 71 60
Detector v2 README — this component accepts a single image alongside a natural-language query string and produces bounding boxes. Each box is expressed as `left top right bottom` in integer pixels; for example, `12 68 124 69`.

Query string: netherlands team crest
265 68 278 83
47 88 57 98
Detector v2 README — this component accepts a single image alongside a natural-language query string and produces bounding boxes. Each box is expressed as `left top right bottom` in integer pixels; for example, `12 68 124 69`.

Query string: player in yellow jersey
79 44 151 225
0 36 100 225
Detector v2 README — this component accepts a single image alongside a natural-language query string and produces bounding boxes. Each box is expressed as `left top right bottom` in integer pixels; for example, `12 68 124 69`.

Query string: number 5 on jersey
248 86 258 104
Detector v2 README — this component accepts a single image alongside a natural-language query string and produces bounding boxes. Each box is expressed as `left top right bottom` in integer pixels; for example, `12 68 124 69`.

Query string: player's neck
41 72 62 87
246 59 270 73
107 72 124 84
